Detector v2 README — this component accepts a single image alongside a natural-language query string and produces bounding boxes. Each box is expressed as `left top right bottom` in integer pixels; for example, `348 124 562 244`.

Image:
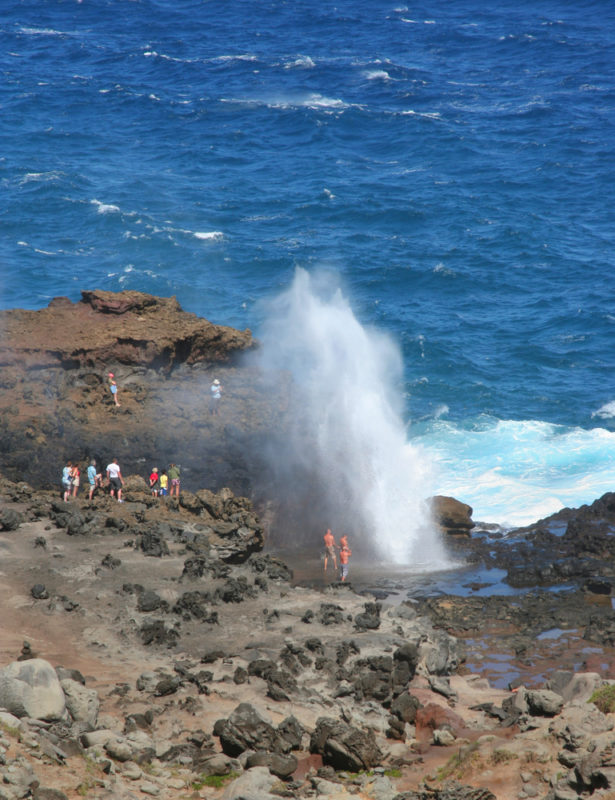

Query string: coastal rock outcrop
0 290 270 493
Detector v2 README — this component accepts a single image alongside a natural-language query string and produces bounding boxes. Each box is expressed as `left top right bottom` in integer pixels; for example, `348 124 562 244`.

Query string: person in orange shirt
323 528 337 573
339 538 352 582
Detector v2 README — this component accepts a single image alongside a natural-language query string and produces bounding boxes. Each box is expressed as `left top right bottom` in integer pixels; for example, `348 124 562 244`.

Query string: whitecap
323 188 335 199
364 69 391 81
19 171 63 185
194 231 224 241
18 26 66 36
91 199 120 214
285 55 315 69
592 401 615 419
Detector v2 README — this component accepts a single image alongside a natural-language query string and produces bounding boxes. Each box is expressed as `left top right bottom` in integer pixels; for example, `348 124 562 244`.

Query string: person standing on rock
108 372 120 407
339 539 352 582
61 461 72 502
323 528 337 573
210 378 222 415
70 463 80 497
87 459 102 500
158 469 168 498
106 457 124 502
168 463 180 497
149 467 160 496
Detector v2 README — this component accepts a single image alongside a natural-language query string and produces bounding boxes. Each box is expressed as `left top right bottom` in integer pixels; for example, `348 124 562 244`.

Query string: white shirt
106 462 121 479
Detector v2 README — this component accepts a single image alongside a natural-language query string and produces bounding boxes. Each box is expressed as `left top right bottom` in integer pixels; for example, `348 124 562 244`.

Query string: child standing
149 467 160 496
158 470 168 498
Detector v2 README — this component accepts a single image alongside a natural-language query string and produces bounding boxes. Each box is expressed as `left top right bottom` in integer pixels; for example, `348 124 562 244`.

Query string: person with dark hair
106 457 124 502
168 463 180 497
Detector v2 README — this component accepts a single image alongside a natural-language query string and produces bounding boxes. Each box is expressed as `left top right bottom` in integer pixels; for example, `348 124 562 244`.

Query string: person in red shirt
323 528 337 573
149 467 159 497
339 539 352 582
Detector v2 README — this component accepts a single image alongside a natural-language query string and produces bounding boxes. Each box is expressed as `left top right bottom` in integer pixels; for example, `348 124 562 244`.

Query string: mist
252 268 450 567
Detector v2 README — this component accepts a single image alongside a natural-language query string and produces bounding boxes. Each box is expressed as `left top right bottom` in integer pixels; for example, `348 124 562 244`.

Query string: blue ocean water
2 0 615 526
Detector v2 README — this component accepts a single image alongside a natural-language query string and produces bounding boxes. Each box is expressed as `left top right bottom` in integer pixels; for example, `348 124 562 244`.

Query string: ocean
3 0 615 533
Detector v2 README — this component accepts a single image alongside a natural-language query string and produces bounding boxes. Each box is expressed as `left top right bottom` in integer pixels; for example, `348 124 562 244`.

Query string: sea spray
254 268 450 567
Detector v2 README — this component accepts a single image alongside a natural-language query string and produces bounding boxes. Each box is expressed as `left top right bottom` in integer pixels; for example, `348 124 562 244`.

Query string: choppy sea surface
3 0 615 528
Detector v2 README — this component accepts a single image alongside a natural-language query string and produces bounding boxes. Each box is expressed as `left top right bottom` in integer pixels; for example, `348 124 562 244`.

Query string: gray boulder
526 688 564 717
0 658 66 721
221 766 278 800
60 678 99 728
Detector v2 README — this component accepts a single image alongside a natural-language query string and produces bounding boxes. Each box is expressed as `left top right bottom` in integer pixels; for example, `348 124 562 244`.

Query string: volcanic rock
429 495 474 536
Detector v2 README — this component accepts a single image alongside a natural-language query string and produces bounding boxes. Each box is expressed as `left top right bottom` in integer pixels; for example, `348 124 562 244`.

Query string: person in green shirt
168 463 180 497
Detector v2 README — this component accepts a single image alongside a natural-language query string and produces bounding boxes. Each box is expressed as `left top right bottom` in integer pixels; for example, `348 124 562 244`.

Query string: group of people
61 458 123 502
323 528 352 582
106 372 223 416
148 464 180 497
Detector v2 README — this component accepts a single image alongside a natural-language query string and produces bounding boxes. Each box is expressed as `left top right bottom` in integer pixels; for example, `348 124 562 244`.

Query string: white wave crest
592 401 615 419
91 199 120 215
194 231 224 241
364 70 391 81
285 55 315 69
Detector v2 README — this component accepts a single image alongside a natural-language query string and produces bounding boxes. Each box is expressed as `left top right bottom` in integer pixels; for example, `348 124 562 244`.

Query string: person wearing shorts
87 460 101 500
168 463 180 497
339 541 352 582
106 458 124 502
62 461 72 502
71 464 80 497
158 471 168 497
323 528 337 573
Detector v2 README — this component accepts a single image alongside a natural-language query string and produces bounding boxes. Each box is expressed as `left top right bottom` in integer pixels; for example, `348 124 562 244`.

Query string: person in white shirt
106 458 124 502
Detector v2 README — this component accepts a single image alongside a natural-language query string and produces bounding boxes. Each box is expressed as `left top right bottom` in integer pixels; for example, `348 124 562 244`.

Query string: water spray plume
256 268 450 568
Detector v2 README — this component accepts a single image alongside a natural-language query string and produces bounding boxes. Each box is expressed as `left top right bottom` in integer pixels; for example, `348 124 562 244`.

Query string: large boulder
0 659 66 721
213 703 281 757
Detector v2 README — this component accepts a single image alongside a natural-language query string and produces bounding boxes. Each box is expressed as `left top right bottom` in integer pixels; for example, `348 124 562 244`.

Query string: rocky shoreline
2 291 615 800
2 475 615 800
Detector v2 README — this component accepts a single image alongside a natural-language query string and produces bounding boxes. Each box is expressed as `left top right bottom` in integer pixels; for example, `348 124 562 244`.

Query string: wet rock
429 495 474 536
31 584 49 600
309 716 384 771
